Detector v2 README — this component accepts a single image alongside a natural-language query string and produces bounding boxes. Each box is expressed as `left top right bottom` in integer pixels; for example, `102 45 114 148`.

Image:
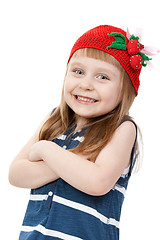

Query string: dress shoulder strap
50 107 56 116
119 118 138 176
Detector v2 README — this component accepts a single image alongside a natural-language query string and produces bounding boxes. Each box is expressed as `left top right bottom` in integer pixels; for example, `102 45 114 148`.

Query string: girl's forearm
8 159 59 189
39 141 103 195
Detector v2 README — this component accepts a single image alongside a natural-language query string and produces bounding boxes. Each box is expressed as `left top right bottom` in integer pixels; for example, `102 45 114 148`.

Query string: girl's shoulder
118 118 138 146
116 118 137 138
119 118 137 130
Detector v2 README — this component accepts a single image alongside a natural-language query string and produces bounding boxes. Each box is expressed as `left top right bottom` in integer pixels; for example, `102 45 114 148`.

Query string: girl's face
64 55 123 127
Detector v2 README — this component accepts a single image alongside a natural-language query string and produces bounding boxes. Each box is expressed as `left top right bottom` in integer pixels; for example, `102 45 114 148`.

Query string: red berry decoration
127 40 140 55
130 55 143 69
106 32 152 70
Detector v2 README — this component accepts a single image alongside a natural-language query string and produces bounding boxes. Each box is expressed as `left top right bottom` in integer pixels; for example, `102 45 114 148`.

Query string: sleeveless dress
19 120 137 240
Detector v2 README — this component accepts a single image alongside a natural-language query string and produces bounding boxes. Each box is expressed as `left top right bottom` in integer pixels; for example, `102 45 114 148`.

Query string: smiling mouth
75 95 98 103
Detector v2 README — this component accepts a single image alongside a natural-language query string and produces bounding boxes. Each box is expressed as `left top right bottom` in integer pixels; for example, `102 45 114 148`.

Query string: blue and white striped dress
19 121 137 240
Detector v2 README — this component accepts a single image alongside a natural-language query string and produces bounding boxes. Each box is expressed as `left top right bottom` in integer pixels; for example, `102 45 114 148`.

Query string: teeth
77 96 96 103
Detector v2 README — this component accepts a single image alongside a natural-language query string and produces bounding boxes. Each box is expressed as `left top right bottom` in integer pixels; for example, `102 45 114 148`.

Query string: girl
9 25 156 240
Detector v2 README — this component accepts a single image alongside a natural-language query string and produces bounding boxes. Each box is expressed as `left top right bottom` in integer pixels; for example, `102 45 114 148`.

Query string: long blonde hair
39 48 139 162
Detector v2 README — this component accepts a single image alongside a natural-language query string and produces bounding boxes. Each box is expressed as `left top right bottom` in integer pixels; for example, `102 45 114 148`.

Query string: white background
0 0 160 239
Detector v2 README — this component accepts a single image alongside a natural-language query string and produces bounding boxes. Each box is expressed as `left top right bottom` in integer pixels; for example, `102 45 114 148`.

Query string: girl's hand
29 140 47 162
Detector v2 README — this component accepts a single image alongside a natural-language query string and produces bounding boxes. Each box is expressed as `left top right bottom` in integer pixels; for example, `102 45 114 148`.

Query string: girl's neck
74 115 88 133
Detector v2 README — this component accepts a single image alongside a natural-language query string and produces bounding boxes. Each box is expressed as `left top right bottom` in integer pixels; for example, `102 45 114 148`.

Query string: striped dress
19 120 137 240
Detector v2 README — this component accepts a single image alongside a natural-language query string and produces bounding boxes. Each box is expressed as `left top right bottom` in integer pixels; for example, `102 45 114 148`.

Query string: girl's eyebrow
95 67 116 76
69 61 85 67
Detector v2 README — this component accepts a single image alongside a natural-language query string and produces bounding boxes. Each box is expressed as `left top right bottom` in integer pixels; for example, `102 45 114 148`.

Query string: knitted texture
68 25 141 95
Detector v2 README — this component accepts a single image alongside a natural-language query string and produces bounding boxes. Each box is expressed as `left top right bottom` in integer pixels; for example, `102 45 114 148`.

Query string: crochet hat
68 25 154 95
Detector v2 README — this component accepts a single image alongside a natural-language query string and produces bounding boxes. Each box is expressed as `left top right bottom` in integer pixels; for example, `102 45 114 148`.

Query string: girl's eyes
72 69 110 80
97 74 110 81
73 69 84 75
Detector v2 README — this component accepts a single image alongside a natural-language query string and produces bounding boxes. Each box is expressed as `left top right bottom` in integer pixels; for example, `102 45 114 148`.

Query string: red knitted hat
68 25 152 95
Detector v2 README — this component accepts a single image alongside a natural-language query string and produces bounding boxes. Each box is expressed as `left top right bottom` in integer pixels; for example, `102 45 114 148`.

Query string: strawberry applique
127 35 143 55
127 39 140 55
130 55 143 69
107 32 152 70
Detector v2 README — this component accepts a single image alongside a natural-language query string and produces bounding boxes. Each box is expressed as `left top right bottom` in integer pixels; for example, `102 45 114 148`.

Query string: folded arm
8 115 59 189
29 121 136 195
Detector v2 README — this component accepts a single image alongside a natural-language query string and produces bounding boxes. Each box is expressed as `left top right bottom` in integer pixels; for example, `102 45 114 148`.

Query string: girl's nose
78 76 94 91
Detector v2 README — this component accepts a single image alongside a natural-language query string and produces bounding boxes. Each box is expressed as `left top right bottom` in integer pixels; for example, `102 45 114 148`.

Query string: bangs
72 48 124 72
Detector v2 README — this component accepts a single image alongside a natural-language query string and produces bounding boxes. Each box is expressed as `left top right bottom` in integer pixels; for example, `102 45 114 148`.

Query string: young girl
9 25 157 240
